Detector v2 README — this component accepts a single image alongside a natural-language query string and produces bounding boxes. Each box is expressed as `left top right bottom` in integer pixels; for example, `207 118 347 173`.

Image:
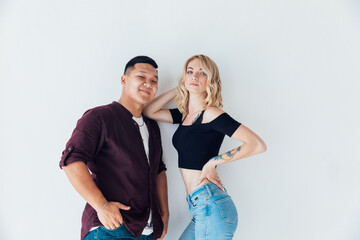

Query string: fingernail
222 187 225 192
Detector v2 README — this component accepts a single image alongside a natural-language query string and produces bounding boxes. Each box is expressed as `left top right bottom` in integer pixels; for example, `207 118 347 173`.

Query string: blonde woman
144 55 266 239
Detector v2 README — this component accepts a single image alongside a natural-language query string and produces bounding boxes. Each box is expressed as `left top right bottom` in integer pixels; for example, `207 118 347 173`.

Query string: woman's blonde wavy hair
175 54 223 114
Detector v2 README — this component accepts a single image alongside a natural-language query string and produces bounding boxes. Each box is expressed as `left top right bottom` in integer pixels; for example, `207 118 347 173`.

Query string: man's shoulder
143 116 161 135
83 102 117 118
143 115 159 126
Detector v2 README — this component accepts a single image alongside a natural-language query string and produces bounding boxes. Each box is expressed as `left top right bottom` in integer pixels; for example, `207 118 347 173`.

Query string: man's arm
156 171 169 240
63 161 130 230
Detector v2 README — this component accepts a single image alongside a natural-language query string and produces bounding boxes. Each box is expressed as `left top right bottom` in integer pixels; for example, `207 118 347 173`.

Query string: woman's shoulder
203 107 225 123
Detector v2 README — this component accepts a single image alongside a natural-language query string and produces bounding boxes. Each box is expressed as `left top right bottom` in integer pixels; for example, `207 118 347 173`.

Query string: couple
60 55 266 240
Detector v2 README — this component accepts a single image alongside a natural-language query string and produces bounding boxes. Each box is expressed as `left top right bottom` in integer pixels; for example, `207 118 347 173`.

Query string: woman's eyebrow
187 67 202 70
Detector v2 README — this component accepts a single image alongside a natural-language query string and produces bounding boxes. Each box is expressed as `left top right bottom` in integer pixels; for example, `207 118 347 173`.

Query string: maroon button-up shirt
59 102 166 240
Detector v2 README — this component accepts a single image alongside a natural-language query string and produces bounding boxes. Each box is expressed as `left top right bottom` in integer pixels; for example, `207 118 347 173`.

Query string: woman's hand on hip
195 159 224 191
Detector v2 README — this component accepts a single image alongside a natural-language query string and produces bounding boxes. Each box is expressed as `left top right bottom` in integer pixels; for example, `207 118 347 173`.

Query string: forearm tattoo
212 146 241 162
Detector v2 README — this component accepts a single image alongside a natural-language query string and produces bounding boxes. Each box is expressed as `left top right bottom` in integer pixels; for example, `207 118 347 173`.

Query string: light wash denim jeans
179 183 238 240
83 224 154 240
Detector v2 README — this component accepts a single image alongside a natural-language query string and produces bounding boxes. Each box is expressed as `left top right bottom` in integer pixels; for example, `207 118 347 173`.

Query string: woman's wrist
209 158 221 167
171 88 177 98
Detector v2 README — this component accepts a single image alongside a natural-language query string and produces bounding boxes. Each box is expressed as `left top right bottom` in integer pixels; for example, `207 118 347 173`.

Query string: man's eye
138 75 145 79
152 80 158 83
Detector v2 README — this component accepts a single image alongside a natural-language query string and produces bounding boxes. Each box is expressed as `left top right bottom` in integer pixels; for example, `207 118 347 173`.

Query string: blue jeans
83 224 154 240
179 183 238 240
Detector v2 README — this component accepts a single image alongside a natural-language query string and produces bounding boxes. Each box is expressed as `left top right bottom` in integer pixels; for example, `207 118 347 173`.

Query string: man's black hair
124 56 158 75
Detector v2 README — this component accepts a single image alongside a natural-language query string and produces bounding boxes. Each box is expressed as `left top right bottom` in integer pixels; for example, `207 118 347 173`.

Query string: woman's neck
188 93 206 114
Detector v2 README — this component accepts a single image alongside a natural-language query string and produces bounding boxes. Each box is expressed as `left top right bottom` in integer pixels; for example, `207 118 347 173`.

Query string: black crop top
170 108 241 170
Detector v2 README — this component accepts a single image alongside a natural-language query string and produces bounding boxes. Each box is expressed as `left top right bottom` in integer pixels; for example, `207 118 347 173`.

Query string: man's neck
118 96 143 118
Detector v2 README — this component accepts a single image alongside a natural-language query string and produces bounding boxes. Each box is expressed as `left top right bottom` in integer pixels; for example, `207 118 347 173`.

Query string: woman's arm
211 124 267 165
143 88 177 123
197 108 267 187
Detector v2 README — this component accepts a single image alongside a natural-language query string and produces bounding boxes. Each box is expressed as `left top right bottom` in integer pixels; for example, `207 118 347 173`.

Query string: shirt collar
112 101 151 124
112 101 133 117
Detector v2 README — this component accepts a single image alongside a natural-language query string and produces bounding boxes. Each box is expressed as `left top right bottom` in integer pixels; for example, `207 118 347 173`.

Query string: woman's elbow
258 142 267 154
142 108 153 118
143 111 150 118
253 138 267 155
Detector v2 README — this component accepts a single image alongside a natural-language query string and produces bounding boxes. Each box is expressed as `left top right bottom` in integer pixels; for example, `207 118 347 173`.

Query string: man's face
121 63 158 105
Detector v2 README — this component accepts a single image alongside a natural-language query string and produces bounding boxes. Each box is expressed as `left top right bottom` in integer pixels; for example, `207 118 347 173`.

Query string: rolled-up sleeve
59 109 104 169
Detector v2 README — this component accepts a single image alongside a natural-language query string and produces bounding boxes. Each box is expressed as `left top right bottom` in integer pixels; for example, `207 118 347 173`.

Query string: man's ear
121 75 126 85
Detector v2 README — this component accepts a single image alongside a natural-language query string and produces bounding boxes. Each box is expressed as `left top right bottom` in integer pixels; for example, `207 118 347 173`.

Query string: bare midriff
180 168 210 195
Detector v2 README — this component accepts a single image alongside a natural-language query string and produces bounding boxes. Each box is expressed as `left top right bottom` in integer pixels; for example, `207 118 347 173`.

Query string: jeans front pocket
215 196 238 224
188 192 207 208
189 195 208 223
100 224 124 232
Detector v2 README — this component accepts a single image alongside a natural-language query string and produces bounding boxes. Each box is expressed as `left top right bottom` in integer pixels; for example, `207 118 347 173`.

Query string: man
59 56 169 240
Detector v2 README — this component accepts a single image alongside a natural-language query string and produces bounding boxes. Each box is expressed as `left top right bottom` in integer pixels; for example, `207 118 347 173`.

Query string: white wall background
1 0 359 239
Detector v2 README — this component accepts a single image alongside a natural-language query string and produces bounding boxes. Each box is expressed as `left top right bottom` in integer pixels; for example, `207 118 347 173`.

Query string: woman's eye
187 71 193 74
200 72 207 76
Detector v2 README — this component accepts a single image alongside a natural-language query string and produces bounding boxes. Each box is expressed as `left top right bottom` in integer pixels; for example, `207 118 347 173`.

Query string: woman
143 54 266 239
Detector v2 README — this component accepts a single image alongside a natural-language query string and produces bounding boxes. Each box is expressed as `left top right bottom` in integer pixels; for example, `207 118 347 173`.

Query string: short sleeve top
170 108 241 170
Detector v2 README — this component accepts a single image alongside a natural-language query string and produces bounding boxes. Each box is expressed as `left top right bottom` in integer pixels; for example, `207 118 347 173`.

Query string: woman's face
184 58 208 95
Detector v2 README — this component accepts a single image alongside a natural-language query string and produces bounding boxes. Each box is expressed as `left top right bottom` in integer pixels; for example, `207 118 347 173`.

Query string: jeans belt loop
204 183 212 197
